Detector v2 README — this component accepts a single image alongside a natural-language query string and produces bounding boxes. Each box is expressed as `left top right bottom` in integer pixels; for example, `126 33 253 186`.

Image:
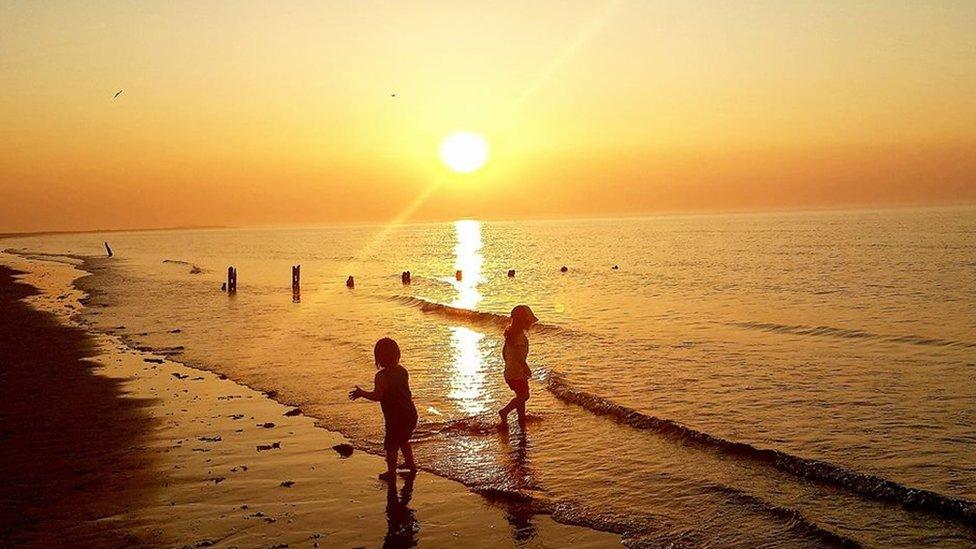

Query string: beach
0 255 619 547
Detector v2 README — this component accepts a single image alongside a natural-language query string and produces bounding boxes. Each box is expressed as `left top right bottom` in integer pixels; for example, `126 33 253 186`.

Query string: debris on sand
228 413 244 420
158 346 185 356
246 511 276 523
332 443 354 457
257 422 275 428
256 442 281 451
284 407 302 417
145 358 165 364
279 480 295 488
265 390 278 398
169 329 182 334
183 539 217 548
198 435 221 443
211 477 226 484
171 372 189 379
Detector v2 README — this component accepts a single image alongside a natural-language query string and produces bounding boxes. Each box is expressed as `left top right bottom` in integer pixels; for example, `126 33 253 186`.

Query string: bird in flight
390 93 397 99
114 90 123 98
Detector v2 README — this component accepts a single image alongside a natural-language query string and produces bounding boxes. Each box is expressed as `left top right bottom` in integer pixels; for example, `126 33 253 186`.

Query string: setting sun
439 132 489 174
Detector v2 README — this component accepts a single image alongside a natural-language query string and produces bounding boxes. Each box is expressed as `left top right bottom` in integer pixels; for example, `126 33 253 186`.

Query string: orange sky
2 1 975 232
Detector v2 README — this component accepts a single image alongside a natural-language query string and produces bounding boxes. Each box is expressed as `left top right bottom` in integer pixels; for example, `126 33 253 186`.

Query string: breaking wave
544 372 976 525
386 295 568 335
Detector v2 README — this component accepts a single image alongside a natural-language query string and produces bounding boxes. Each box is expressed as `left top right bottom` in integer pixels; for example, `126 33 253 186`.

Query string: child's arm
349 371 387 402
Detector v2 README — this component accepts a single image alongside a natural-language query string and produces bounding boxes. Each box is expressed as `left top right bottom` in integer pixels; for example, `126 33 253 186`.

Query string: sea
4 206 975 547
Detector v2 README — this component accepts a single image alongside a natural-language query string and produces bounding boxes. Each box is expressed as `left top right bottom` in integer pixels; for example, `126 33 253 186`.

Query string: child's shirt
502 330 531 381
376 365 417 425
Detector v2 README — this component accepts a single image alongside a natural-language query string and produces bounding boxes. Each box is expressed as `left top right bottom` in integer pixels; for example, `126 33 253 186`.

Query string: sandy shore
0 255 619 547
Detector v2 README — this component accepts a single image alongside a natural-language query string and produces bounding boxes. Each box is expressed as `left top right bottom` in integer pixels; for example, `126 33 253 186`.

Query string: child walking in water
349 338 418 480
499 305 539 427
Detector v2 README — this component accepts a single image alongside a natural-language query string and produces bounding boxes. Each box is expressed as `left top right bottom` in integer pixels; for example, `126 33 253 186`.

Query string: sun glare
439 132 489 173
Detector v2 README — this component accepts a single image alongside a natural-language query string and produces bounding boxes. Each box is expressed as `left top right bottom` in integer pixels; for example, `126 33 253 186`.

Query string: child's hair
374 337 401 368
505 304 537 342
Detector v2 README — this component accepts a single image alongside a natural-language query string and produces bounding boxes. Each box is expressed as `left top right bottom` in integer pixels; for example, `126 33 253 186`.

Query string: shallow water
6 206 975 546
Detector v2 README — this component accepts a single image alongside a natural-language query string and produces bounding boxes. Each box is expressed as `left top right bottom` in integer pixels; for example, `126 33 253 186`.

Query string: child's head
506 304 539 340
373 337 401 369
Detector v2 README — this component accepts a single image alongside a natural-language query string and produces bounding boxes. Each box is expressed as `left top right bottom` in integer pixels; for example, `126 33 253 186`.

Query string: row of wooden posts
222 265 529 297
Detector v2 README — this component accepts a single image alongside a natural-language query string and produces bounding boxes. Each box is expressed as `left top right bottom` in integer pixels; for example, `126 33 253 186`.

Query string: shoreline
0 254 620 547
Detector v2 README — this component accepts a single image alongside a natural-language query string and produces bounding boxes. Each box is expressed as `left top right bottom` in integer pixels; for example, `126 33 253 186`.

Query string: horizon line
1 201 973 238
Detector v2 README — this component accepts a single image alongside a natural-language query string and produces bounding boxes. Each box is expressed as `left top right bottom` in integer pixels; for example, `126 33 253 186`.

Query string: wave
385 295 568 335
412 412 547 440
395 273 456 289
162 259 205 274
728 321 976 349
543 372 976 526
702 483 862 548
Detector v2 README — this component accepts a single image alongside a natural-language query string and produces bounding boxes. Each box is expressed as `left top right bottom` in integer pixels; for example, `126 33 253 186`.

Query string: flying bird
390 93 397 99
114 90 123 98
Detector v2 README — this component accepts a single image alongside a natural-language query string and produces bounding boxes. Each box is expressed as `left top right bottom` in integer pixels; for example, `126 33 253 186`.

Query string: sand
0 255 620 548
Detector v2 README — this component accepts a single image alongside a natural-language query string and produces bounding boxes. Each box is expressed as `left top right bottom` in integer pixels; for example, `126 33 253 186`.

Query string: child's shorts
384 414 418 450
505 377 530 397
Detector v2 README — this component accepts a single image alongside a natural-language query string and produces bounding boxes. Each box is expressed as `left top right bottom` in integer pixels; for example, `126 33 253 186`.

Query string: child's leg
400 442 416 470
499 396 518 423
515 385 530 425
500 379 524 423
380 445 397 480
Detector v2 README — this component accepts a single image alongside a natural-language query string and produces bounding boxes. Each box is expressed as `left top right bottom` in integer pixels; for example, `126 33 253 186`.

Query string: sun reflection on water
448 326 490 415
447 220 491 416
450 219 484 310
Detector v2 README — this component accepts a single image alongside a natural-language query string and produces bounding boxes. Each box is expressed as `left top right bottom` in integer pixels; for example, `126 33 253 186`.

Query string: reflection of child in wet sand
349 338 418 480
499 305 539 427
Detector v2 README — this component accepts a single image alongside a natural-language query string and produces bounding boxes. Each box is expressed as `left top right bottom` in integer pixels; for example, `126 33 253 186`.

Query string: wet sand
0 266 158 546
0 258 620 547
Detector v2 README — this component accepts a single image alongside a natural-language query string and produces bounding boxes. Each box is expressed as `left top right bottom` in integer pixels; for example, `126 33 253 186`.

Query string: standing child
498 305 539 427
349 338 419 480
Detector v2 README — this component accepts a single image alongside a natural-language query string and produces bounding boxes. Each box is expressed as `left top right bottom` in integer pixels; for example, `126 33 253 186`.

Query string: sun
439 132 489 173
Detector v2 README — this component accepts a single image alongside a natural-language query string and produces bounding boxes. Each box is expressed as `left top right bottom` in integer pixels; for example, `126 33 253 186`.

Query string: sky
1 1 975 232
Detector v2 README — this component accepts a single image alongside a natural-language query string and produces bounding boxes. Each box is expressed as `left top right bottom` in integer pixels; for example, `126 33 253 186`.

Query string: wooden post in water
455 270 463 281
346 275 355 289
104 242 113 257
292 265 301 302
291 265 301 291
227 266 237 293
401 271 411 284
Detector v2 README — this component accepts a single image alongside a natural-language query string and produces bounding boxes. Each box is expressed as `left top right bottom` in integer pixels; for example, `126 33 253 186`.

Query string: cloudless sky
1 1 974 232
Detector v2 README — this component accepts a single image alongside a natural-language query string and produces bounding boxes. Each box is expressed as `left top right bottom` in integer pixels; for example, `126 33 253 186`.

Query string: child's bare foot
378 470 396 481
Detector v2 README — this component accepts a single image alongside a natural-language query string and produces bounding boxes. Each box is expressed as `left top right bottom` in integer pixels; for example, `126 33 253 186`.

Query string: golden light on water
448 326 489 415
448 220 490 415
440 132 489 174
450 219 485 309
